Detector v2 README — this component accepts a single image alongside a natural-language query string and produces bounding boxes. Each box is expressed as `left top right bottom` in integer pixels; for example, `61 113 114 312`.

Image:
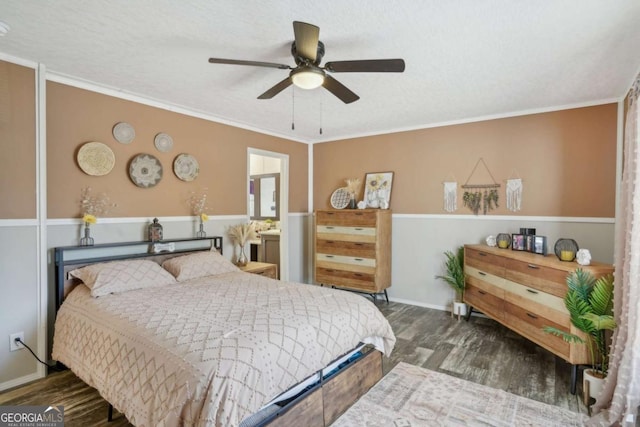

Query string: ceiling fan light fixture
290 66 325 89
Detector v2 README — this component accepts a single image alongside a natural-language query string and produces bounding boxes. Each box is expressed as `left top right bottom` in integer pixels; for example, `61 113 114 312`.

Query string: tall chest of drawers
463 244 614 393
314 209 392 298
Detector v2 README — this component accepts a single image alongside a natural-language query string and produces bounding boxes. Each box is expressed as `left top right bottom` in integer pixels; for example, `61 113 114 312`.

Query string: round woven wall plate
129 153 163 188
330 187 351 209
112 122 136 144
77 141 115 176
154 132 173 152
173 153 199 181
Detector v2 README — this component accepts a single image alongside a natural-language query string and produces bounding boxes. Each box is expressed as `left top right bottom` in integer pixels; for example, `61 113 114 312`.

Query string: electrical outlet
10 332 24 352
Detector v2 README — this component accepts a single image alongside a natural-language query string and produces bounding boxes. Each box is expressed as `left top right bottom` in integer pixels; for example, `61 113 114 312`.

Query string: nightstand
239 262 278 279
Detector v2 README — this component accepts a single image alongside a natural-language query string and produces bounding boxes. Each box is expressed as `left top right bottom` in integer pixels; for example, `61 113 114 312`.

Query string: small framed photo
363 171 394 209
525 235 535 252
533 236 548 255
512 234 525 251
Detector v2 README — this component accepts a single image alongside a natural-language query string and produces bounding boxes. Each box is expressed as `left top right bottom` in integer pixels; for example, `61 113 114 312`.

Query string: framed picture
511 234 525 251
363 171 394 209
525 235 535 252
533 236 547 255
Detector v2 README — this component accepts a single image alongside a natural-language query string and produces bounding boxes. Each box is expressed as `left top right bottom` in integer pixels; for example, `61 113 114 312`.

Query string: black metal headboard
54 237 223 313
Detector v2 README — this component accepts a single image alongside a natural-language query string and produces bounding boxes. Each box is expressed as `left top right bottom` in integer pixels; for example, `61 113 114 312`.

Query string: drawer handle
326 226 335 230
325 255 334 258
478 290 487 295
478 252 487 257
325 269 334 273
526 289 539 295
354 258 364 262
355 212 363 215
354 273 363 277
478 271 487 276
256 271 265 275
527 264 540 269
327 212 335 215
354 243 364 246
526 312 538 319
326 241 335 244
355 227 363 231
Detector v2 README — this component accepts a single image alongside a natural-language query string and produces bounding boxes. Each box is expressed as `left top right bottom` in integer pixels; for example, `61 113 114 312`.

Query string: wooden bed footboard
265 347 383 426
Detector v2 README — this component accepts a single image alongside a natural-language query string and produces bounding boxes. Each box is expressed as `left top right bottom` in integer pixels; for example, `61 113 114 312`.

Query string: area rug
332 362 588 427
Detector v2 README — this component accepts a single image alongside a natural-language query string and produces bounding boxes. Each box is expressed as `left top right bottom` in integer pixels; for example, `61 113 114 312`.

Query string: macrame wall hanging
506 171 523 212
462 158 500 215
443 181 457 212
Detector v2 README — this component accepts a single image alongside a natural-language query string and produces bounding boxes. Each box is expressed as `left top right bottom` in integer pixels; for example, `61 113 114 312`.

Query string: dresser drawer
465 247 506 278
316 225 377 243
504 258 568 298
316 253 376 268
504 300 570 359
503 279 569 328
464 278 504 321
316 210 378 227
316 240 376 258
315 267 376 291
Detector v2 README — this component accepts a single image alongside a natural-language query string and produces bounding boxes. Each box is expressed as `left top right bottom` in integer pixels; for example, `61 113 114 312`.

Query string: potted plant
543 269 616 405
435 246 467 317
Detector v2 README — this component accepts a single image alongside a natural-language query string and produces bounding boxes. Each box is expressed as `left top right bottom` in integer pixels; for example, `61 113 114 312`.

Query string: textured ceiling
1 1 639 143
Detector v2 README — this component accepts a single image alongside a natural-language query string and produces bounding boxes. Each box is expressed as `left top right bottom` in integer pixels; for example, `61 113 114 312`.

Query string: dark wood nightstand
239 262 278 279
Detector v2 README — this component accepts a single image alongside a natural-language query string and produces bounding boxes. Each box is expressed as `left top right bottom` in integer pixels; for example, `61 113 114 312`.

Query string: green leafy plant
543 269 616 375
435 246 465 302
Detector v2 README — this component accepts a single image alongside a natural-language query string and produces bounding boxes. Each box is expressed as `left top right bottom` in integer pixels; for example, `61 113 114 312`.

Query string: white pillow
162 251 239 281
69 259 177 297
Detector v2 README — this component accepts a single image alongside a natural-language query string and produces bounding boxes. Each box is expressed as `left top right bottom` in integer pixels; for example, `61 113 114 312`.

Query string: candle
560 250 575 261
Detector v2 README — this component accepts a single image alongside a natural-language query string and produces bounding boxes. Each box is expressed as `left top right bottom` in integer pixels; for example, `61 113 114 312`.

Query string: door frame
247 148 289 281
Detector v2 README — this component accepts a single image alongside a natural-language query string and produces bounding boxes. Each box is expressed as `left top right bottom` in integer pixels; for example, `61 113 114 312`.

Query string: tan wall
314 104 617 217
46 82 308 218
0 61 36 219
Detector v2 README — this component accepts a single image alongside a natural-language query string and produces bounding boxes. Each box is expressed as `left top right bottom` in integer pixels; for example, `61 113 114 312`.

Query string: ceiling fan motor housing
291 40 325 66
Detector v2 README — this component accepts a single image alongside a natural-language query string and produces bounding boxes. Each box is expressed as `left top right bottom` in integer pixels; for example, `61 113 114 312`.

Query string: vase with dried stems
188 188 210 239
345 178 362 209
79 187 116 246
227 222 257 266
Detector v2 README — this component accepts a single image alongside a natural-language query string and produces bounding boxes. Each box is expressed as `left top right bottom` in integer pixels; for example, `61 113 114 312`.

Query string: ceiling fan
208 21 405 104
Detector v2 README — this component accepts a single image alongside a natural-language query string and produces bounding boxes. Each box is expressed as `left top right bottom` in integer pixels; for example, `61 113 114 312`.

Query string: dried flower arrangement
226 222 257 246
187 188 210 219
80 187 116 224
345 178 362 200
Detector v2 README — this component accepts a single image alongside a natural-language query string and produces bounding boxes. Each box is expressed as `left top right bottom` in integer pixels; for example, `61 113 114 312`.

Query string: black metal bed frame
54 237 223 313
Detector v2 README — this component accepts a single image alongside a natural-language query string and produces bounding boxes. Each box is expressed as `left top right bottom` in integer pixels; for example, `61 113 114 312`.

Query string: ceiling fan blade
208 57 291 70
293 21 320 61
322 75 360 104
258 77 293 99
324 59 405 73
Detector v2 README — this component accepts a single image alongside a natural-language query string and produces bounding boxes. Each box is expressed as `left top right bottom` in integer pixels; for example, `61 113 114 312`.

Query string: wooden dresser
463 244 614 393
314 209 391 300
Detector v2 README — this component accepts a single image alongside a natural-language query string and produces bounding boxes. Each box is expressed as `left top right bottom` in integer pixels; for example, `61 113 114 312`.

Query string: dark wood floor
0 301 588 426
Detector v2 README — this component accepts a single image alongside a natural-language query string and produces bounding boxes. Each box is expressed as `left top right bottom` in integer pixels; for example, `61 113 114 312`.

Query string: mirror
250 173 280 220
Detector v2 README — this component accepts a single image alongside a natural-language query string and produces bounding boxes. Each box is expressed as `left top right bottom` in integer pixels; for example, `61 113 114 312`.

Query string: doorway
248 148 289 281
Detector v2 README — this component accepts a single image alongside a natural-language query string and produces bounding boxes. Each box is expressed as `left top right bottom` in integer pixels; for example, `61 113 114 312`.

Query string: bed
52 238 396 427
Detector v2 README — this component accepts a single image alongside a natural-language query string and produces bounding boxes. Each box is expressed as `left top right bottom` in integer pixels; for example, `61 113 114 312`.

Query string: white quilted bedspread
52 271 395 427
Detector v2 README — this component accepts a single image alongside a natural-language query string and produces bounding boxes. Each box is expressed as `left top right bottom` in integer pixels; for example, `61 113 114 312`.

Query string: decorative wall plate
77 141 115 176
129 153 163 188
113 122 135 144
154 132 174 152
173 153 199 181
330 187 351 209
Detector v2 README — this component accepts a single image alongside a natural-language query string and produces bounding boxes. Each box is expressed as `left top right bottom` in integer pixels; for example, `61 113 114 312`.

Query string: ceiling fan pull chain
291 86 295 130
319 92 323 135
